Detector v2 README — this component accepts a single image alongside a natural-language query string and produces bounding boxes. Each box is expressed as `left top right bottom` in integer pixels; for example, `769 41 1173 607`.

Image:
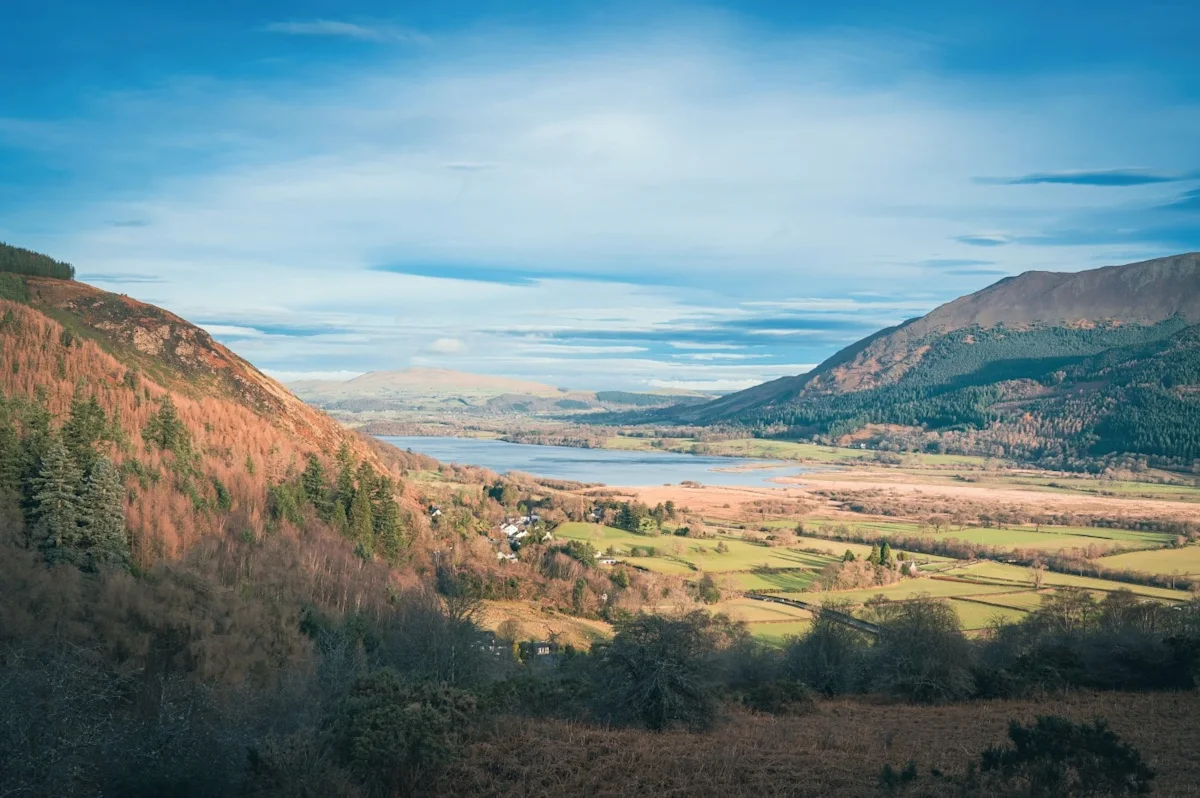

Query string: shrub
980 716 1154 797
329 670 479 796
598 610 747 731
864 595 976 702
783 601 869 695
741 680 816 716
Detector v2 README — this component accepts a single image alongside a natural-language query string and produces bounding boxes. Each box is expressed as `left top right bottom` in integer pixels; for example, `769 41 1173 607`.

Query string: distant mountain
291 368 564 401
291 368 710 415
664 253 1200 466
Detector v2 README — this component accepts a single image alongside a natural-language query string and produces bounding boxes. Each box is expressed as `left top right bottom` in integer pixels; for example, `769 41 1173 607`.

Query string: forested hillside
662 254 1200 469
0 253 693 612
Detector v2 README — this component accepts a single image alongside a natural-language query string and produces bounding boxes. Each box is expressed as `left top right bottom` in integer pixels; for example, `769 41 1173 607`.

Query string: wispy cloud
917 258 996 269
263 20 428 45
80 272 163 284
953 234 1012 247
15 19 1200 388
1162 188 1200 212
980 168 1196 187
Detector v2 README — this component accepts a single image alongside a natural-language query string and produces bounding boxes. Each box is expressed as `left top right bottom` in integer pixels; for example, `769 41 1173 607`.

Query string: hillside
665 253 1200 467
0 268 441 564
0 243 691 618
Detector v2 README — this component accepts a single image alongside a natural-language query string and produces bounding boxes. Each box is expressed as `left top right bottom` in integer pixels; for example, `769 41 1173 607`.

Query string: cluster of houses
495 514 548 561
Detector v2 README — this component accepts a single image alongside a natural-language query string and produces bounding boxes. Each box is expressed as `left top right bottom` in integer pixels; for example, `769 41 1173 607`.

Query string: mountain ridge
661 253 1200 465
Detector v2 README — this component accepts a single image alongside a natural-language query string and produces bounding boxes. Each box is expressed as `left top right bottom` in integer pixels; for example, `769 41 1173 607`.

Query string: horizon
4 1 1199 390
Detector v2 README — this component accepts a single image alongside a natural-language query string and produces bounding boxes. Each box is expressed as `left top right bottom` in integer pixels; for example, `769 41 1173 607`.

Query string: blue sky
3 1 1199 390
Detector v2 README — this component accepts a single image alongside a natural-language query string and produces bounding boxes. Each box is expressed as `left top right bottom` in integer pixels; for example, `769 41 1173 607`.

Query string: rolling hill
663 253 1200 466
291 367 709 415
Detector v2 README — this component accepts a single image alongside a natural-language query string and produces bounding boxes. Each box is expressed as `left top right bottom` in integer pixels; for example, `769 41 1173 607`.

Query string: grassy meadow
1094 545 1200 577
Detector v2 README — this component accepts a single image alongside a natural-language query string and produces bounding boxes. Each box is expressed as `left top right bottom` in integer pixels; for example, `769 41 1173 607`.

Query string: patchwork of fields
549 487 1199 643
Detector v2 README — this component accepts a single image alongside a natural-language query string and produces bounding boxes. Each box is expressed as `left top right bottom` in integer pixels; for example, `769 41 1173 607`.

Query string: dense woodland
0 240 75 280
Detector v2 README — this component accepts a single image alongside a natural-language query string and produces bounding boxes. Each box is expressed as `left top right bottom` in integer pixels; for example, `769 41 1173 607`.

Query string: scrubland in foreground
443 691 1200 797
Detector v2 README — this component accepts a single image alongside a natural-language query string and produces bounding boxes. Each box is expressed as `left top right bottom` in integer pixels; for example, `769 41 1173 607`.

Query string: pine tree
0 409 21 496
31 439 83 561
372 476 405 564
335 444 355 514
349 484 374 551
143 395 189 452
301 454 331 517
79 457 129 568
18 393 53 514
61 386 107 473
330 500 348 535
880 541 894 568
867 542 882 566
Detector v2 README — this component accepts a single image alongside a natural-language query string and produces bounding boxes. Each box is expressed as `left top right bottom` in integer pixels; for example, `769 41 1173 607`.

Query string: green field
711 597 812 623
944 562 1194 602
556 522 839 576
795 576 1021 605
729 570 819 592
961 590 1054 611
1095 546 1200 577
946 599 1026 630
805 517 1170 552
751 620 814 644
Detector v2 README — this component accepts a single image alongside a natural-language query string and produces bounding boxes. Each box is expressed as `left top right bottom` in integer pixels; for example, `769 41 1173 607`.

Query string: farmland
1094 545 1200 577
801 516 1172 553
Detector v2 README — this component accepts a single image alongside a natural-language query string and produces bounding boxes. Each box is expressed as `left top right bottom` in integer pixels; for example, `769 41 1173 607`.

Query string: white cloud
30 22 1199 387
426 337 467 355
266 369 364 383
263 20 428 45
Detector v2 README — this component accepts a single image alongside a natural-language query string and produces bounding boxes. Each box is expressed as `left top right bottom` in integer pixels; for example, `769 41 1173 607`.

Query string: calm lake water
377 436 812 488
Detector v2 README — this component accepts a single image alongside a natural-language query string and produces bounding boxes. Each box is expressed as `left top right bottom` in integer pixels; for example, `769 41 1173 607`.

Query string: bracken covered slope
0 271 431 562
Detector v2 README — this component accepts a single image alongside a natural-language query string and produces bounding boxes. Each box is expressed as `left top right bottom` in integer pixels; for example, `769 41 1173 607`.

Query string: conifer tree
79 457 129 568
880 541 894 568
0 409 21 496
349 483 374 551
867 542 882 566
31 439 83 561
301 453 326 501
372 476 406 564
335 443 355 513
18 393 53 512
143 395 188 452
61 386 107 473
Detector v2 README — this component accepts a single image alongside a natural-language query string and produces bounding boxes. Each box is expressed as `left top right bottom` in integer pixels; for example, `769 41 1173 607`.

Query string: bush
864 595 976 702
329 670 479 796
598 610 747 731
783 602 869 695
980 716 1154 797
741 680 816 716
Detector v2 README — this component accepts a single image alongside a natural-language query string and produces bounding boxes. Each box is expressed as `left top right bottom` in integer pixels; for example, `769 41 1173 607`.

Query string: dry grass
442 692 1200 797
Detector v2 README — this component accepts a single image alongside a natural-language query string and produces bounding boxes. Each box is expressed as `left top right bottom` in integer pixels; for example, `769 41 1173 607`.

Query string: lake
377 436 812 488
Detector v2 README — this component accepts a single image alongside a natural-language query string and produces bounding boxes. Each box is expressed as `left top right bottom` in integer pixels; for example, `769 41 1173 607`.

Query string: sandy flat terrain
783 469 1200 520
589 467 1197 525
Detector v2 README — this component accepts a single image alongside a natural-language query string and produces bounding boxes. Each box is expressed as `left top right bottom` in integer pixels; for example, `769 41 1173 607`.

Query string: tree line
0 241 76 280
